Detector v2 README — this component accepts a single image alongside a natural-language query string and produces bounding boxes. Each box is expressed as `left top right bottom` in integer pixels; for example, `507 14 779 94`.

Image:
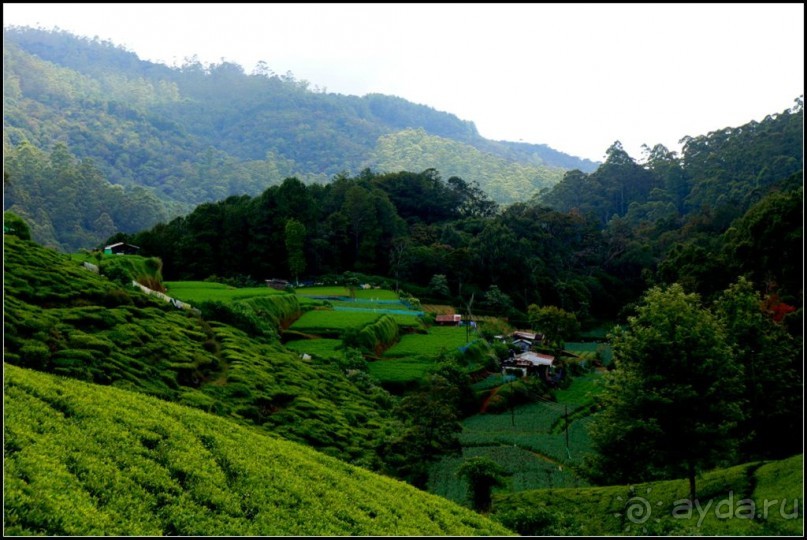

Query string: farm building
266 278 290 290
103 242 140 255
515 351 555 367
435 313 462 326
501 351 557 381
511 338 532 352
512 330 544 343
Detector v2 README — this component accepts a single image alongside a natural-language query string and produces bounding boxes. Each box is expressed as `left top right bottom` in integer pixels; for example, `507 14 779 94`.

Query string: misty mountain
3 26 599 250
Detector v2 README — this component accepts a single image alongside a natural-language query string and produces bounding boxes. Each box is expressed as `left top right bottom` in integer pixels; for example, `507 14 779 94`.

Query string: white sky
3 3 804 163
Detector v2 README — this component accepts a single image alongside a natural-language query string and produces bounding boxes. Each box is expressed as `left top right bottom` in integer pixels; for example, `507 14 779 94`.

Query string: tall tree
428 273 451 299
447 176 499 218
284 218 306 284
527 305 579 349
722 184 804 301
587 284 744 503
383 374 462 487
713 277 803 460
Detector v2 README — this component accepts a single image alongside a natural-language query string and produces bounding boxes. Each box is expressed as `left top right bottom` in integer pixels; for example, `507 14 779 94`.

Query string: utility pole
565 405 570 456
463 292 475 343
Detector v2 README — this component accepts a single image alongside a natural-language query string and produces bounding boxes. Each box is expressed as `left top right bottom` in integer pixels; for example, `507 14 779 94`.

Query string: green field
428 372 605 502
383 327 470 358
290 310 378 332
459 406 596 465
368 356 438 384
564 341 601 353
554 371 604 404
428 445 584 506
577 322 616 340
367 328 481 387
164 281 287 304
472 373 515 392
330 300 410 310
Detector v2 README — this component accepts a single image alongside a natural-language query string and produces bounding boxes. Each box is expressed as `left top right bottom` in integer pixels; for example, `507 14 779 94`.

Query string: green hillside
2 234 398 469
491 454 803 536
3 363 513 536
368 128 565 203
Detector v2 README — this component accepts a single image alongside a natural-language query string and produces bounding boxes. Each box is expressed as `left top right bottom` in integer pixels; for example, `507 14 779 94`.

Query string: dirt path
525 448 565 467
479 386 502 413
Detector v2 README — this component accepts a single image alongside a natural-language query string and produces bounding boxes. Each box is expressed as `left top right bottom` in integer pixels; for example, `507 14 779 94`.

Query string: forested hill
3 26 595 251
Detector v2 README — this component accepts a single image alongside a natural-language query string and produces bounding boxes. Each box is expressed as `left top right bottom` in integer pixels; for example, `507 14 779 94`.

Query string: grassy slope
3 235 395 468
492 455 803 536
3 363 513 536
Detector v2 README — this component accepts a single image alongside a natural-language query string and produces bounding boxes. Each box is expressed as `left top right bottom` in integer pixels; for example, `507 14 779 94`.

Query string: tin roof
515 351 555 366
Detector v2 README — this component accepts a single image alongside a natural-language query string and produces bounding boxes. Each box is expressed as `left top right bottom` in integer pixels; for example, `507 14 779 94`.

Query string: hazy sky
4 3 804 163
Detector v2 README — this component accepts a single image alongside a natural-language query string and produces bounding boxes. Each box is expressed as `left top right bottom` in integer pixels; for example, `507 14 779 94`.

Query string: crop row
427 445 585 506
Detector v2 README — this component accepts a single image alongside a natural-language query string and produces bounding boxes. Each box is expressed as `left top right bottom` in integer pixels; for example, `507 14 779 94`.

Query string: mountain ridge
3 25 597 251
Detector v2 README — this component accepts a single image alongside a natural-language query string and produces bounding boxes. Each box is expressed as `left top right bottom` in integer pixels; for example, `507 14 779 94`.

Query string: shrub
342 315 399 355
479 318 514 341
19 342 50 369
102 265 132 287
198 301 274 340
4 211 31 240
101 289 134 307
495 506 580 536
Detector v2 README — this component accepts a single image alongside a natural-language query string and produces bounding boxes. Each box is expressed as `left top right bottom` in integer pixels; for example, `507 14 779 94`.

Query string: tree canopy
587 284 745 503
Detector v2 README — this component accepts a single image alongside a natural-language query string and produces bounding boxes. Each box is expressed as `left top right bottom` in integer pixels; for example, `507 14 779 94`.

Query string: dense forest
3 26 594 252
2 24 804 537
107 99 803 331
